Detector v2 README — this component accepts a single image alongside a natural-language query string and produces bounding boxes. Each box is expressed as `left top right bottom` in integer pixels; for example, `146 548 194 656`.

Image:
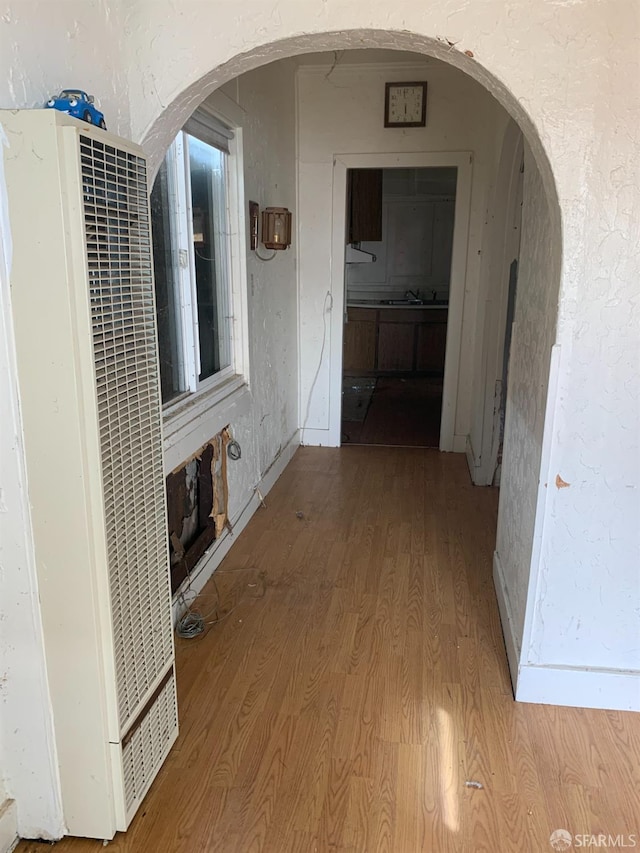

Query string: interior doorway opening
144 40 562 703
340 165 457 447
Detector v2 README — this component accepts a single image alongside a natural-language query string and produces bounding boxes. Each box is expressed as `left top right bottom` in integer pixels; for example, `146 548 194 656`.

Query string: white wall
162 62 299 600
237 64 299 479
516 6 640 706
0 1 130 137
296 57 509 444
494 143 561 662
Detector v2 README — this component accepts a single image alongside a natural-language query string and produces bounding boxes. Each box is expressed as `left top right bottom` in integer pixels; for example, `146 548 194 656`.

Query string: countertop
347 301 449 310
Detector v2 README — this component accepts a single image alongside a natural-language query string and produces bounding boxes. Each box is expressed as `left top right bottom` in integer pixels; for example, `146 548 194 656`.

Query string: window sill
162 375 252 472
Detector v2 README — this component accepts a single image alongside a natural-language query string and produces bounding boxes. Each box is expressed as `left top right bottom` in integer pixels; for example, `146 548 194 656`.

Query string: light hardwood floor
20 447 640 852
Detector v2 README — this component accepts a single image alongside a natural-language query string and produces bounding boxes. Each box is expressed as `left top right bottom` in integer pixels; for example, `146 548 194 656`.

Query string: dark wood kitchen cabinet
344 307 448 375
377 310 416 371
343 308 377 371
416 312 448 371
347 169 383 242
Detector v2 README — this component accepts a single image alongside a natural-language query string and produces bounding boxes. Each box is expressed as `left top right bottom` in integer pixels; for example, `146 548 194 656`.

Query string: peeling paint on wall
496 143 561 648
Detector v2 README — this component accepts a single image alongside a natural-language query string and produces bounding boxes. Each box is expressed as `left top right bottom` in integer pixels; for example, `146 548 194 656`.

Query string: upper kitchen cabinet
347 168 383 242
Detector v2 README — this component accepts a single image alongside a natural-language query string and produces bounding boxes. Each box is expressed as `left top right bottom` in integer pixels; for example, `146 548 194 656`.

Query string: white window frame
159 113 248 418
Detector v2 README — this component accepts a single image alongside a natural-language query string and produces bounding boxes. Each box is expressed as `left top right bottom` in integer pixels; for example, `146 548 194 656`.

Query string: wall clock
384 81 427 128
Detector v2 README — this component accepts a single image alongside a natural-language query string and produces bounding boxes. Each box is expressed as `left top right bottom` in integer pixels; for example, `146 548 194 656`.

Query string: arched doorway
139 31 562 699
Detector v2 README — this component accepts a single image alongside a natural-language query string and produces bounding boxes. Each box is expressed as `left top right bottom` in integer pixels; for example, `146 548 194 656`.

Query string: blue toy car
45 89 106 129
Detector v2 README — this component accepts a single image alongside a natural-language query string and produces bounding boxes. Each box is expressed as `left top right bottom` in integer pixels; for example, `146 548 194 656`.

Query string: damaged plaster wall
494 143 560 660
236 62 299 479
161 59 299 592
466 118 524 486
522 5 640 693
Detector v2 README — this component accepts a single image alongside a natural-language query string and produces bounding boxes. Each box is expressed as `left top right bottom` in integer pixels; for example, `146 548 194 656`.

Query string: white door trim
469 122 524 484
329 151 473 450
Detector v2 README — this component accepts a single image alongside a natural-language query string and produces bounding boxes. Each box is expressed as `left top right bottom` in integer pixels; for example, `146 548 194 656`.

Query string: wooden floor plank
17 446 640 853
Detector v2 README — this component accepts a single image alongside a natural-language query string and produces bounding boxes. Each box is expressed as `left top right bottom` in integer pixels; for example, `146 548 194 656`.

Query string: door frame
467 123 524 484
329 151 473 450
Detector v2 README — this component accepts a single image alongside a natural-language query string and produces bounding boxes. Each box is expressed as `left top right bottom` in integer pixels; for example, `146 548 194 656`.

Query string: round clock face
385 83 427 127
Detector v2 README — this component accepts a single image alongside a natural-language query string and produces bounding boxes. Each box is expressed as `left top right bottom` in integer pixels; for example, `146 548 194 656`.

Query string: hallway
20 448 639 852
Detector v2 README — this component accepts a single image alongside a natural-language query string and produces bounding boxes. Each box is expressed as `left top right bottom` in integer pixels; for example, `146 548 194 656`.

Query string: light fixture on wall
262 206 292 250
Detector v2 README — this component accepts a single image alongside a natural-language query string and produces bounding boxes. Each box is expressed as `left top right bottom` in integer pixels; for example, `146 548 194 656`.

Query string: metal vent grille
121 668 178 817
80 135 173 728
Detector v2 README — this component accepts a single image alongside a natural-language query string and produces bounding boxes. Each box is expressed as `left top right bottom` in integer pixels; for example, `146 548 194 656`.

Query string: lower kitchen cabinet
342 308 377 371
416 319 448 372
343 307 448 375
377 322 415 371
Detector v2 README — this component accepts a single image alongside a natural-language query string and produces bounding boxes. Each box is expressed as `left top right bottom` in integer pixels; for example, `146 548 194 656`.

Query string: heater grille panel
121 668 178 818
80 134 173 729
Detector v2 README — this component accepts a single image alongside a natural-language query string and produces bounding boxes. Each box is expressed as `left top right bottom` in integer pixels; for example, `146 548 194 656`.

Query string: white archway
138 29 559 212
137 28 563 699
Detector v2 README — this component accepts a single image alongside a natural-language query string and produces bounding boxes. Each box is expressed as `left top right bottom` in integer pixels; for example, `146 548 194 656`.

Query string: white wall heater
2 110 178 839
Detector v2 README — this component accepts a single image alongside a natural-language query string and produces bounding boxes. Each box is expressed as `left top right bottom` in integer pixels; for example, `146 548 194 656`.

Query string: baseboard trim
0 799 18 853
492 550 521 694
300 427 338 447
516 664 640 712
494 554 640 712
465 433 477 472
259 431 300 494
452 433 467 453
172 431 300 622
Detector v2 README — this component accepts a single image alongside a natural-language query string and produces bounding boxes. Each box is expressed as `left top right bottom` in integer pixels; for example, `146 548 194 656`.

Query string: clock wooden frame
384 81 428 128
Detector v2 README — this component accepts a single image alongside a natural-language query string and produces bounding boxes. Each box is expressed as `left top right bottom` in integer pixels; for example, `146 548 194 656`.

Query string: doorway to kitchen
341 166 456 447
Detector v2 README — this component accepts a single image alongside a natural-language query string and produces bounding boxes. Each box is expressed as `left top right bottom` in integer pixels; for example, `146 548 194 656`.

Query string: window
151 111 237 405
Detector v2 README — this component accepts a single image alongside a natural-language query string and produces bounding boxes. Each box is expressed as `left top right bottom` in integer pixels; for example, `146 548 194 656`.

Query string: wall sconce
262 207 292 250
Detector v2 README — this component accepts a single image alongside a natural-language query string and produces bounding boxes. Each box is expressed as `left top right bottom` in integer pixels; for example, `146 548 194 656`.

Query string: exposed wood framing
166 427 232 593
